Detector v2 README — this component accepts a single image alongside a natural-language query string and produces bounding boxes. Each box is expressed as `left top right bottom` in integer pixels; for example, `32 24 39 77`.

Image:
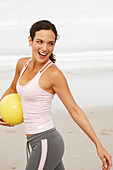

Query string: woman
0 20 112 170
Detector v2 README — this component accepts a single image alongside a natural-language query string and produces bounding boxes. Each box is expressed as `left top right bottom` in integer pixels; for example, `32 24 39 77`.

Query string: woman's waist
25 121 55 137
23 113 53 124
26 126 60 142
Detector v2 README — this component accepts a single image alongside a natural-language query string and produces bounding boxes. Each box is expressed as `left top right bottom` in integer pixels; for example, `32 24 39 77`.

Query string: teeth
39 52 47 56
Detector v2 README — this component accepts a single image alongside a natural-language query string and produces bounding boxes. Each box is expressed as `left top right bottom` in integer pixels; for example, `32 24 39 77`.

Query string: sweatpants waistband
27 128 59 143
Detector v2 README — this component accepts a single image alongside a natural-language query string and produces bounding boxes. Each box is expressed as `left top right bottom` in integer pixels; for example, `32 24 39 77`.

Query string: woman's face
29 29 56 63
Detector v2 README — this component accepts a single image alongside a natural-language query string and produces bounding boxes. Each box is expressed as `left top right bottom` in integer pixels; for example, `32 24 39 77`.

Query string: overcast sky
0 0 113 55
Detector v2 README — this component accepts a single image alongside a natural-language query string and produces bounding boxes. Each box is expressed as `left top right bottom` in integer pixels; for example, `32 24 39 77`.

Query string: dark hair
30 20 59 63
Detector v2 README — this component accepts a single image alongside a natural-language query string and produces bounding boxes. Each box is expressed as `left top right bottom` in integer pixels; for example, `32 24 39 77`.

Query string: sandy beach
0 71 113 170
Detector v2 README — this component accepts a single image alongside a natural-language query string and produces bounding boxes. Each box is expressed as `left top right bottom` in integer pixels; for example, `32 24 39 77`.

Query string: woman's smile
38 52 48 59
29 29 56 63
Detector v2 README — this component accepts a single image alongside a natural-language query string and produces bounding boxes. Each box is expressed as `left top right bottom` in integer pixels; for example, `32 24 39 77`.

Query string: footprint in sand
99 129 113 136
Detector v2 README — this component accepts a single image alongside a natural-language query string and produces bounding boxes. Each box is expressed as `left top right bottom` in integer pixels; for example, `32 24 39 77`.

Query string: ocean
0 50 113 73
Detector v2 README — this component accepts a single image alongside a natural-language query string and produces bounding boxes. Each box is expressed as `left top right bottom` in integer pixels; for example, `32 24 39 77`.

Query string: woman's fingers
97 145 112 170
0 121 14 126
106 155 112 170
0 116 14 127
0 116 3 119
101 155 112 170
1 121 14 126
101 157 108 169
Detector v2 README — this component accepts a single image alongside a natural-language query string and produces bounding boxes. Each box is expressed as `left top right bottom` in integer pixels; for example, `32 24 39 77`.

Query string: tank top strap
40 60 54 74
19 58 32 77
24 58 32 68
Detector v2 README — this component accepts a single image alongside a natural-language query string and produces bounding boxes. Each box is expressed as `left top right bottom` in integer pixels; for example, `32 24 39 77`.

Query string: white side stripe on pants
38 139 48 170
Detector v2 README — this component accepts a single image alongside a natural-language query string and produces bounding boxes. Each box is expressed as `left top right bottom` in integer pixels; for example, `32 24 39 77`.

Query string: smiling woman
28 29 56 62
0 20 112 170
29 20 58 63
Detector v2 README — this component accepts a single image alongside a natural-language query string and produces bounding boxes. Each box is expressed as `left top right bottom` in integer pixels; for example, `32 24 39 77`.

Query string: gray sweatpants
26 128 65 170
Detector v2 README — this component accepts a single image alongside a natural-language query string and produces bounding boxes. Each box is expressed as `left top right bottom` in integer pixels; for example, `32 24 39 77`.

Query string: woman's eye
49 42 55 45
37 40 43 43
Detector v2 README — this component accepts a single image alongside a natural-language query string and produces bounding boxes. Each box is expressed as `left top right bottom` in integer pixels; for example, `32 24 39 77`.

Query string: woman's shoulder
48 63 65 80
17 57 31 66
16 57 31 72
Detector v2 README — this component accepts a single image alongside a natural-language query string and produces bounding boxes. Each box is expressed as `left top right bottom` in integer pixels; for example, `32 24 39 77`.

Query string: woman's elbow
68 104 82 118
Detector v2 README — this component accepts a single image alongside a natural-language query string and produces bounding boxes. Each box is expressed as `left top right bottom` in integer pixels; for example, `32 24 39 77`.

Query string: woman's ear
28 36 32 46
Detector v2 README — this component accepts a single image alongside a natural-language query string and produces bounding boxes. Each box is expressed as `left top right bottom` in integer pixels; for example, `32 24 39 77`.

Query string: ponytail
49 53 56 63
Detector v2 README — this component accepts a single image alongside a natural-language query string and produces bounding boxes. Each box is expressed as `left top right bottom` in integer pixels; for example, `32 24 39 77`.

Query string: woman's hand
0 116 14 127
96 144 112 170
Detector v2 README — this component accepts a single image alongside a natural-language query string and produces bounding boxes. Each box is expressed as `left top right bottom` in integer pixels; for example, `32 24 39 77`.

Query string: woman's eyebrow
36 39 55 43
49 40 55 43
36 38 43 40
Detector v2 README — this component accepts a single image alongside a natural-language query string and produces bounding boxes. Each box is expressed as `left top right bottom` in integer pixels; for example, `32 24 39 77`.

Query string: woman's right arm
0 58 26 126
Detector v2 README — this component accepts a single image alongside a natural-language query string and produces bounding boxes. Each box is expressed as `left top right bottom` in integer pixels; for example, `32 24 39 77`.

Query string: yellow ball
0 93 23 125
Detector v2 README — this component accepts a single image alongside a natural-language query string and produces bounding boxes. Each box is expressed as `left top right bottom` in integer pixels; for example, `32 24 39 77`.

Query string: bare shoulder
16 57 31 73
9 57 31 92
48 64 67 84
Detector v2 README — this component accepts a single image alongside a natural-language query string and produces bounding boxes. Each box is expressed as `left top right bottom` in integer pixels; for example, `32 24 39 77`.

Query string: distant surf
0 50 113 73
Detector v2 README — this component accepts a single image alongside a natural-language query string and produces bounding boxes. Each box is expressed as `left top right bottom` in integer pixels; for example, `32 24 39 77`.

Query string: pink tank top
16 58 55 134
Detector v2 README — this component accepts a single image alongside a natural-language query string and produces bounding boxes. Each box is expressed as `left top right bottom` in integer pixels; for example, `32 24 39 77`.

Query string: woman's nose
41 43 48 51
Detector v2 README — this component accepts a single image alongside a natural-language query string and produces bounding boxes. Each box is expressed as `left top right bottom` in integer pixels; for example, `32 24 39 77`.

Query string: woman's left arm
50 68 112 170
